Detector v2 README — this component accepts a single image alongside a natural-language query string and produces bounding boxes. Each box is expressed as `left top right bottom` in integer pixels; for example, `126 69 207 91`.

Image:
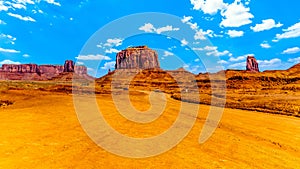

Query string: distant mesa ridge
115 46 160 69
0 60 88 80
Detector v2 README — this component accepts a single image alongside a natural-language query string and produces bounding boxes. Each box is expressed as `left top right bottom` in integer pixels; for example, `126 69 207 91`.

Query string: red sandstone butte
115 46 160 69
64 60 75 72
0 60 88 80
246 56 259 72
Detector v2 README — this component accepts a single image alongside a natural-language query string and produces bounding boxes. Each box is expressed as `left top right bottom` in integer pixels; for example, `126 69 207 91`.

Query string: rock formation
0 60 88 80
246 56 259 72
115 46 160 69
64 60 75 72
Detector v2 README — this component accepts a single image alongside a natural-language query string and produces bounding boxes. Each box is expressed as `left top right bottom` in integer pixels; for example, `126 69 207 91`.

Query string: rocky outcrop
75 66 87 75
115 46 160 69
246 56 259 72
1 64 39 73
0 60 88 80
64 60 75 72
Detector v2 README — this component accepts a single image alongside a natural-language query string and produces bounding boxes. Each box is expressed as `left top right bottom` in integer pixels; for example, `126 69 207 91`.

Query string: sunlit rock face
0 60 88 80
246 56 259 72
115 46 160 69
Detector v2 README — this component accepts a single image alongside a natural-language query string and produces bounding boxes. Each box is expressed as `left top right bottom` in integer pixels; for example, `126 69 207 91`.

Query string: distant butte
115 46 160 69
246 56 259 72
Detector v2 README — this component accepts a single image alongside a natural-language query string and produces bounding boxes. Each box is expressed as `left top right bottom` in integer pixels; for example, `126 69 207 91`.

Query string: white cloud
194 45 231 57
181 39 189 46
181 64 189 70
13 3 26 9
163 51 174 57
4 1 26 9
104 38 123 47
7 13 36 22
181 16 193 23
275 22 300 40
229 55 247 62
0 1 9 11
76 54 111 61
0 60 21 65
139 23 180 34
0 34 17 45
45 0 61 6
228 61 246 68
220 0 254 27
168 46 177 51
0 47 20 53
189 22 199 30
190 0 226 15
217 60 228 64
194 30 206 40
288 57 300 63
101 61 115 70
139 23 155 32
1 0 38 12
105 48 120 54
257 58 281 68
245 0 251 5
260 41 271 49
282 47 300 54
194 58 200 62
207 50 230 57
156 25 179 34
76 61 84 65
14 0 35 5
194 29 215 40
181 16 220 40
227 30 244 37
192 46 217 51
23 54 30 58
250 19 283 32
204 46 218 51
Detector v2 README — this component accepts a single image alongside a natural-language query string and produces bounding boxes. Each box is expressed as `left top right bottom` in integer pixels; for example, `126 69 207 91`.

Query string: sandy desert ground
1 87 300 169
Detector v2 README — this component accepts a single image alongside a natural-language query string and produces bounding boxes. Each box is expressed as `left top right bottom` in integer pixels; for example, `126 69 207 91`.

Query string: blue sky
0 0 300 77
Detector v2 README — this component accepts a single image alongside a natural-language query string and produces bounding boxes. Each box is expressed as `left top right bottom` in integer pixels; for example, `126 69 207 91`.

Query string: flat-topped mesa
246 56 259 72
0 60 88 80
1 64 39 73
115 46 160 69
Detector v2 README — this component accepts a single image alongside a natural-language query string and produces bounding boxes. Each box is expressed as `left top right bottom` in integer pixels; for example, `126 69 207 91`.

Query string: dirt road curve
0 90 299 168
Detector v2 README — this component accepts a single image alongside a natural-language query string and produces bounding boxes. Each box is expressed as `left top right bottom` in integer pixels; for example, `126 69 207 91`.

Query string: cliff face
115 46 160 69
0 60 88 80
246 56 259 72
64 60 75 72
1 64 39 73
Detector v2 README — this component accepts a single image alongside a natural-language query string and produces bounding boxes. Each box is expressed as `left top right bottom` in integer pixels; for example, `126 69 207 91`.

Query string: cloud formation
227 30 244 37
250 19 283 32
190 0 226 15
163 51 174 57
260 41 271 49
275 22 300 40
220 0 254 27
139 23 180 34
101 61 115 70
0 47 20 53
0 59 21 65
7 13 36 22
282 47 300 54
76 54 111 61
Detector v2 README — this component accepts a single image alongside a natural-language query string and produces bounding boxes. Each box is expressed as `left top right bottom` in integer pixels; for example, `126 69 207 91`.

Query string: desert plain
0 79 300 169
